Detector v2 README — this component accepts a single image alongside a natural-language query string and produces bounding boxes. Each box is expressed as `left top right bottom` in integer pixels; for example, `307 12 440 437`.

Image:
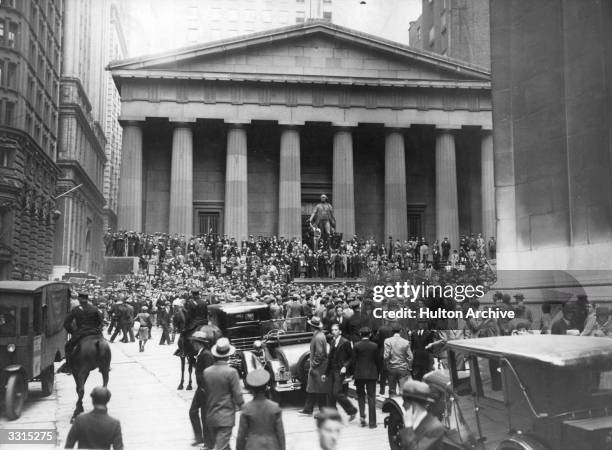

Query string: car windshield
0 305 17 337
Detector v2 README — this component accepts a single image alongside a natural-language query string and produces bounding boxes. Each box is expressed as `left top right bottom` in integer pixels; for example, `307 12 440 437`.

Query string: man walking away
327 323 357 420
203 337 244 450
65 387 123 449
237 369 286 450
352 327 379 428
384 323 412 396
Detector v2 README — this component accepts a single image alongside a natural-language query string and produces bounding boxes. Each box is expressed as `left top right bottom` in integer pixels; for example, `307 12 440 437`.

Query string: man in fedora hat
398 379 444 450
300 316 330 415
65 387 123 449
203 337 244 450
237 369 285 450
189 331 216 448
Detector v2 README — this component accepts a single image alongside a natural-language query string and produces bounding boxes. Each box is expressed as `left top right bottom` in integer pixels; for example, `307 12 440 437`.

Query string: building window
1 0 17 7
441 12 447 31
429 26 435 47
5 102 14 125
0 147 11 167
36 91 42 109
296 10 305 23
8 22 17 48
0 22 4 45
322 11 332 20
25 114 32 133
31 3 37 23
6 63 16 88
296 0 304 2
323 0 332 3
416 26 422 41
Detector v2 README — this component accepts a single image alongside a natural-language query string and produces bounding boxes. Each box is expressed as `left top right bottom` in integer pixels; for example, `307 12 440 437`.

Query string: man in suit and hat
300 316 330 415
203 337 244 450
65 387 123 449
63 292 104 371
237 369 285 450
327 323 357 420
352 326 379 428
189 331 216 448
398 379 445 450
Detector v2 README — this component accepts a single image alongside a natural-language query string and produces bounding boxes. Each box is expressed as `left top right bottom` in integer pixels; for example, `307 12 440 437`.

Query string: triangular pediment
110 21 489 84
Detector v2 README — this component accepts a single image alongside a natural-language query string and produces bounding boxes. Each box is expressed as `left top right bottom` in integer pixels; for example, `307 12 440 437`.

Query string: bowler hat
246 369 270 389
211 337 235 358
513 293 525 300
401 379 434 404
359 326 371 336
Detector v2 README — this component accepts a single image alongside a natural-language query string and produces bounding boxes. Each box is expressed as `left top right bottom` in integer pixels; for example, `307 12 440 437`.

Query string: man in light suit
203 338 244 450
384 323 413 396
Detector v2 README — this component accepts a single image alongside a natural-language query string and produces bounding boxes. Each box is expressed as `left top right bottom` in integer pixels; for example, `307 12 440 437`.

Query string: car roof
208 302 269 314
447 335 612 367
0 281 70 294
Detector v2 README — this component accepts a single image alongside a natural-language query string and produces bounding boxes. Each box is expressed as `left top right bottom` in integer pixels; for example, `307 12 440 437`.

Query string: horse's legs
101 366 109 387
186 357 194 390
72 370 89 421
178 356 185 390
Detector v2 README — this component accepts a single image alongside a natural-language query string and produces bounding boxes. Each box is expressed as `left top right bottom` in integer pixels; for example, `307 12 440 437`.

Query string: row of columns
117 121 495 246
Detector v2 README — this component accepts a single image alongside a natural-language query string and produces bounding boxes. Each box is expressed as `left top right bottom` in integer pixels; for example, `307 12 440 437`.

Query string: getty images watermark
370 282 516 320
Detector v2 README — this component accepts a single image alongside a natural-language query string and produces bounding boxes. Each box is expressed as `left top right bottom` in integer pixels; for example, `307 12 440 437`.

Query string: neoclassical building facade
110 21 492 247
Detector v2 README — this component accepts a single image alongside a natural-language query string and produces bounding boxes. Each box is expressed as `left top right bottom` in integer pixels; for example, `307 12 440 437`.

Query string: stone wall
491 0 612 270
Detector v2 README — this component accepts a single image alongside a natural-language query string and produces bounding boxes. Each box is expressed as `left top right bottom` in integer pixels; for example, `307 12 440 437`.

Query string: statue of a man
309 194 336 249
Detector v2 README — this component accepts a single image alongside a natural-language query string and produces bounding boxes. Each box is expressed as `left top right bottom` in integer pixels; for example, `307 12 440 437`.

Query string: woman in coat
237 369 285 450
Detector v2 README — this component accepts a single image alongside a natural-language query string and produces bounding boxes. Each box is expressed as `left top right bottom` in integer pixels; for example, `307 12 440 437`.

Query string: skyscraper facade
0 0 63 280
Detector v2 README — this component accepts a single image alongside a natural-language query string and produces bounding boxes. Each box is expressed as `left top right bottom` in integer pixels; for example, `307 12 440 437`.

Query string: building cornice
111 69 491 90
56 159 106 208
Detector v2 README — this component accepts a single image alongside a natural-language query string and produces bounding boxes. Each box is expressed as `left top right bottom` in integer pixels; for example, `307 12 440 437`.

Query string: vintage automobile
207 302 311 396
0 281 71 419
385 335 612 450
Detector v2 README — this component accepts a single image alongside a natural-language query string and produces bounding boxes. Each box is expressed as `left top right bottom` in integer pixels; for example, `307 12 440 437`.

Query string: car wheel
41 366 55 397
5 373 27 420
386 408 404 450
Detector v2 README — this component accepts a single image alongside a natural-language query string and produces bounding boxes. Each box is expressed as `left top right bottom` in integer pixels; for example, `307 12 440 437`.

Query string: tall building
93 1 127 231
0 0 62 280
123 0 412 55
409 0 490 69
53 0 125 278
490 0 612 272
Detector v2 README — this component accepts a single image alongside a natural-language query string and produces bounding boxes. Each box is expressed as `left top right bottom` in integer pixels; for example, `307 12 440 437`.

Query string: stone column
435 129 459 251
224 124 248 242
117 122 143 232
384 130 408 241
332 128 355 238
169 123 194 236
481 131 496 240
278 127 301 239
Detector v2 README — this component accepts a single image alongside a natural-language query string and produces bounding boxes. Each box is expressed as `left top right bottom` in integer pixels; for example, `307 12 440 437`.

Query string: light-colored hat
402 379 435 404
211 337 235 358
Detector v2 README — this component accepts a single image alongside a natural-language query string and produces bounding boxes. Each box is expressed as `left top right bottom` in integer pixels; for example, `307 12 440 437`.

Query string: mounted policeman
63 292 104 371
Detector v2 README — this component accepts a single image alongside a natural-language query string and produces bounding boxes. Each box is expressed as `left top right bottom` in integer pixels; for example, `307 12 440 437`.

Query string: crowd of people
64 224 610 450
103 230 496 280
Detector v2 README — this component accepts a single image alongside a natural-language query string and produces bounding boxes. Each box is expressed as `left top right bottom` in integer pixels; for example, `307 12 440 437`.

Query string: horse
69 335 112 422
175 324 221 390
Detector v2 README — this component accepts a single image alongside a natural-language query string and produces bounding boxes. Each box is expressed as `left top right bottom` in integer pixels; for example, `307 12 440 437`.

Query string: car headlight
7 344 15 352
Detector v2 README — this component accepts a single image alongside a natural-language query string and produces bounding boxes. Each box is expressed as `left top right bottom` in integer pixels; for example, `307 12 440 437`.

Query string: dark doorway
198 212 220 236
